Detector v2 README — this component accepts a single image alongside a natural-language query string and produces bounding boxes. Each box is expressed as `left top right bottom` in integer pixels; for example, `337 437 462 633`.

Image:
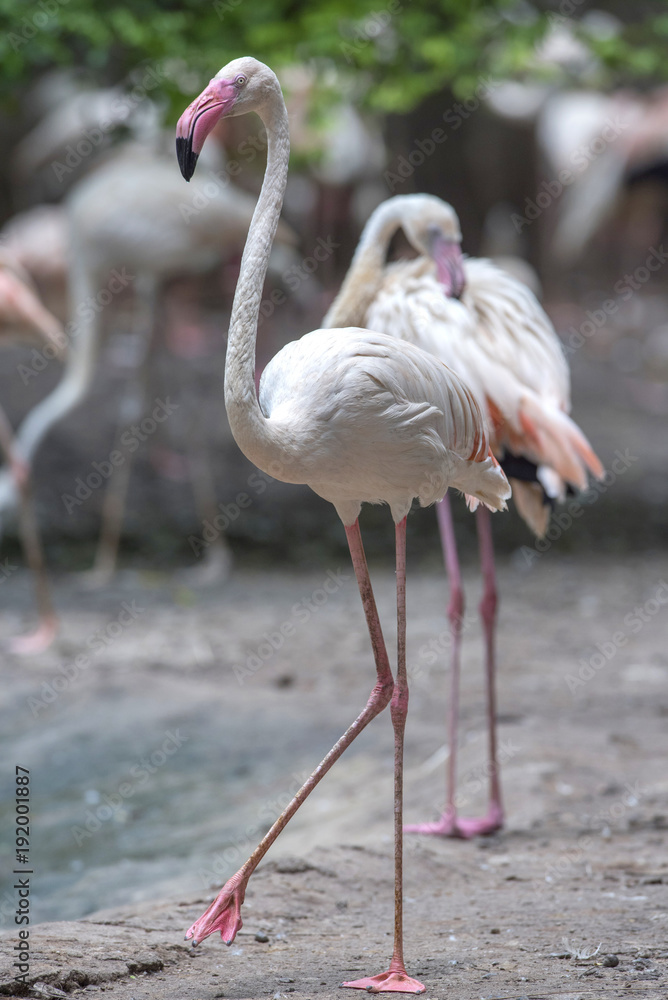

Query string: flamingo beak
432 236 465 300
176 79 238 181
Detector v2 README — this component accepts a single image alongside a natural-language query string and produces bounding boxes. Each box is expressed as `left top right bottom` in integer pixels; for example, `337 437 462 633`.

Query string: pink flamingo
0 251 64 652
0 143 297 588
176 58 510 992
325 194 604 837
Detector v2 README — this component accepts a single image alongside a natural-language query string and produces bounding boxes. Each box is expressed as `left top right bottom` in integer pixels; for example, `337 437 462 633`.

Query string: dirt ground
1 553 668 999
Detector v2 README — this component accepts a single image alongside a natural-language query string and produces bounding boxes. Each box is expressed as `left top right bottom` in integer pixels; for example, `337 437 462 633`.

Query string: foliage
0 0 667 117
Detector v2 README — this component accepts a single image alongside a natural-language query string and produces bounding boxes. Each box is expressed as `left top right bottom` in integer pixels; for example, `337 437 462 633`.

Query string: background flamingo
12 75 163 203
0 140 297 584
0 251 65 652
0 204 70 320
280 63 387 275
175 57 510 993
324 193 604 837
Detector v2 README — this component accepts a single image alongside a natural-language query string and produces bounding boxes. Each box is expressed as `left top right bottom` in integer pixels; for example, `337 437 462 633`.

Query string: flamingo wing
366 256 602 510
258 326 509 524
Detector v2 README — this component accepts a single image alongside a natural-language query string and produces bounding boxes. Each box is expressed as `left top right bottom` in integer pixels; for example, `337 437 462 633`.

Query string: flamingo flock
0 48 608 998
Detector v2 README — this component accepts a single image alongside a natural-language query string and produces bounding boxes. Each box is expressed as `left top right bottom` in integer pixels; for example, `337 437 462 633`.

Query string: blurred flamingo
0 141 297 585
280 64 387 274
0 204 69 317
0 251 64 652
12 75 162 202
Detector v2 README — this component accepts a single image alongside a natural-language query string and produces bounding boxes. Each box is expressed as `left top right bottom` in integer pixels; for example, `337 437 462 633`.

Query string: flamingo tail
520 396 604 493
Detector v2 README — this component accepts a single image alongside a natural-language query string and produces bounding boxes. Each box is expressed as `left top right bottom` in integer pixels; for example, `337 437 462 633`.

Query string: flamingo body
0 255 64 355
326 194 602 536
68 145 295 281
258 326 499 524
367 257 602 532
0 205 69 289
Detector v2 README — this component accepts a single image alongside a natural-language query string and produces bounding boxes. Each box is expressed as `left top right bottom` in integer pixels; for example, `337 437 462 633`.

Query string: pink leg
471 505 503 832
186 519 395 949
405 497 502 838
343 518 425 994
9 474 58 655
405 493 465 837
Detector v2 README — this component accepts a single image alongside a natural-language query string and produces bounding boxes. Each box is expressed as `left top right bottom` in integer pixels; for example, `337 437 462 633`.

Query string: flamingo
323 193 604 838
540 87 668 262
0 251 64 652
0 142 297 584
0 204 69 313
175 58 510 993
12 78 162 202
280 63 387 272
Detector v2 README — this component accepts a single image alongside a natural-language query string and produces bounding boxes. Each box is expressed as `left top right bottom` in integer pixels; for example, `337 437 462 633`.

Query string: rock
30 984 68 998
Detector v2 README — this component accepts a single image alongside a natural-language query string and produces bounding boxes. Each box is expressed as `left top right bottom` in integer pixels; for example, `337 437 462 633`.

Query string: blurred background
1 0 668 936
0 0 666 579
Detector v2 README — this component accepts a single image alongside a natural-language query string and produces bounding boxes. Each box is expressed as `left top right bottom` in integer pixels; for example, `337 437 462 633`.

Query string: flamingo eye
235 75 247 87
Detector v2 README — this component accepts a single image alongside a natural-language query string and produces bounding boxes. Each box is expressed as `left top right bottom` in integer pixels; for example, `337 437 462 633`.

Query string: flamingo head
399 194 466 299
176 57 281 181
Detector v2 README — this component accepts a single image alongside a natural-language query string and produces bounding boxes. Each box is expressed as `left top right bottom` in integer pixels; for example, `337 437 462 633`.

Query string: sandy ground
1 553 668 999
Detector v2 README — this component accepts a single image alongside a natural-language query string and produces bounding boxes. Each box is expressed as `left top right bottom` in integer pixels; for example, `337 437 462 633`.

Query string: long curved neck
223 93 290 472
322 199 406 329
14 250 99 465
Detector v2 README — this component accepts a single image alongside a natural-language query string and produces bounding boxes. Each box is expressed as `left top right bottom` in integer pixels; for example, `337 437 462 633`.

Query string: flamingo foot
342 968 425 994
9 617 58 655
404 803 503 839
185 874 246 946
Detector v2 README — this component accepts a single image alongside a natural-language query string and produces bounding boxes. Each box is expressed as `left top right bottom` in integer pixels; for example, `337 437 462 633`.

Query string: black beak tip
176 136 199 182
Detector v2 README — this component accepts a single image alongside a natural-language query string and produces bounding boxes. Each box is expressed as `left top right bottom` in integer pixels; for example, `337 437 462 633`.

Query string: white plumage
258 326 500 525
325 193 603 536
